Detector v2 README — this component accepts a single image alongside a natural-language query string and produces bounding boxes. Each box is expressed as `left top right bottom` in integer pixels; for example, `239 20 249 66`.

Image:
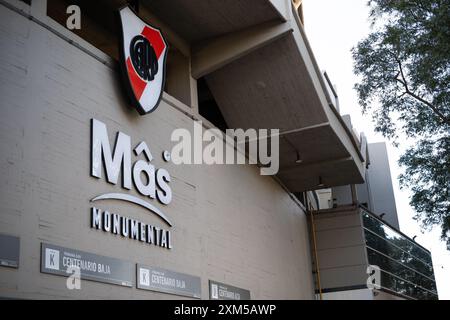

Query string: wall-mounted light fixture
317 176 325 188
295 151 303 164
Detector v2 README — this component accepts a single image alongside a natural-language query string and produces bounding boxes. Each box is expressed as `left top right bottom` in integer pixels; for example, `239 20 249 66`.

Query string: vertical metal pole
308 198 323 300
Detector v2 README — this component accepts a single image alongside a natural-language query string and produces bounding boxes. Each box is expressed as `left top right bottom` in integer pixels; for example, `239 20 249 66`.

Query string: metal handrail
363 226 434 269
365 244 437 285
360 205 432 254
376 266 438 298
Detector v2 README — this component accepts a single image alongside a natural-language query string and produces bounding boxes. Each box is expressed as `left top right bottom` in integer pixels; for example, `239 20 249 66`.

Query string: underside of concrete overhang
203 31 366 192
145 1 366 192
142 0 286 43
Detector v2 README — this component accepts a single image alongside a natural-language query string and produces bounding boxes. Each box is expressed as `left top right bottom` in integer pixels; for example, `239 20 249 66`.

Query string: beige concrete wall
0 4 314 299
314 207 368 291
321 288 373 300
374 290 405 300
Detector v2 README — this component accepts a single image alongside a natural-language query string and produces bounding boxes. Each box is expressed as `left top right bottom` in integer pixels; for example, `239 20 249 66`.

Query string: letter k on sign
45 248 60 270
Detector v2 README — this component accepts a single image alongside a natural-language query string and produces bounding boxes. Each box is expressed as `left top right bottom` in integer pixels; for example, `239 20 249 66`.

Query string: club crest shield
118 6 168 115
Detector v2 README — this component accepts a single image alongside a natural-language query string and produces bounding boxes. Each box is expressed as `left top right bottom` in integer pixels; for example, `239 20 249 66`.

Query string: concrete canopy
143 0 366 192
204 30 366 192
142 0 284 42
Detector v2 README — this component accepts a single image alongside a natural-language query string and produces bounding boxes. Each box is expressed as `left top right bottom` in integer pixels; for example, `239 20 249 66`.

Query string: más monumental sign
86 8 170 250
90 118 173 249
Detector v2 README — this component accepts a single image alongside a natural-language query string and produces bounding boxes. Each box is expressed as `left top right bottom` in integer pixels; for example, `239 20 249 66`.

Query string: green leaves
354 0 450 248
399 136 450 249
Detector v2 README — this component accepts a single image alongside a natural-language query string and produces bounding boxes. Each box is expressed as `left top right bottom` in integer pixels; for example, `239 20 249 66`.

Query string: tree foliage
352 0 450 248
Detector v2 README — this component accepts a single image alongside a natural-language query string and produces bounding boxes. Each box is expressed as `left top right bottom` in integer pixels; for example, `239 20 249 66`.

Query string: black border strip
316 284 368 294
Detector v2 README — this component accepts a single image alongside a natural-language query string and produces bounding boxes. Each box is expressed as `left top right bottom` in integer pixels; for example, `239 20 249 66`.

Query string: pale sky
303 0 450 300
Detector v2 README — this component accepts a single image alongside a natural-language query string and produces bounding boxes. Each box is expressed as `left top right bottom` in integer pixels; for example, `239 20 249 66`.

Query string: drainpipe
307 193 323 300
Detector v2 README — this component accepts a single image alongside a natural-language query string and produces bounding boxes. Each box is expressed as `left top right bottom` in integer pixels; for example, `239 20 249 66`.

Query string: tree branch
405 91 450 124
398 91 408 98
396 59 450 125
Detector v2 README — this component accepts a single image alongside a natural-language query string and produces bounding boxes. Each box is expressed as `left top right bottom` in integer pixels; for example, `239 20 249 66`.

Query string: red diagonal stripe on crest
141 26 165 59
126 57 147 101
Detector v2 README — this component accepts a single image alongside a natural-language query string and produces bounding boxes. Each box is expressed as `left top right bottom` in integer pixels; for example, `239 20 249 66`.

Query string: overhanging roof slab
205 32 365 191
277 159 364 192
142 0 284 43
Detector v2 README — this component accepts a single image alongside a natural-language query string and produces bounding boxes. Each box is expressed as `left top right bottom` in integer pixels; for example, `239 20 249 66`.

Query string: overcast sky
303 0 450 300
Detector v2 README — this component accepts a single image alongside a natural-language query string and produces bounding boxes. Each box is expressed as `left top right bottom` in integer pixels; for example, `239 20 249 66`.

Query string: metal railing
360 207 438 300
323 71 340 113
